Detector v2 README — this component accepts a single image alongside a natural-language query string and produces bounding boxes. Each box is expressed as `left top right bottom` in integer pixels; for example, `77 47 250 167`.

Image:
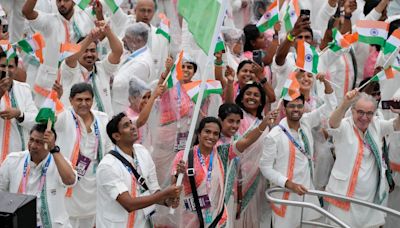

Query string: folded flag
182 80 223 102
371 67 396 82
0 40 17 63
383 28 400 55
73 0 91 10
17 33 46 63
328 28 358 52
355 20 388 46
104 0 123 14
296 40 319 74
280 72 301 101
167 50 184 89
156 13 171 42
256 0 279 33
282 0 300 32
59 42 81 62
35 90 64 126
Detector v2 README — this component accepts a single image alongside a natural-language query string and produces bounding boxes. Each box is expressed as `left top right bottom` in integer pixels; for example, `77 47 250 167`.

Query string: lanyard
197 147 214 191
278 124 311 160
123 46 148 65
20 154 51 194
71 111 101 160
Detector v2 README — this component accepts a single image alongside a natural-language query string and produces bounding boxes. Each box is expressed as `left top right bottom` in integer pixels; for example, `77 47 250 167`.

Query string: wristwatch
260 77 268 84
50 146 60 154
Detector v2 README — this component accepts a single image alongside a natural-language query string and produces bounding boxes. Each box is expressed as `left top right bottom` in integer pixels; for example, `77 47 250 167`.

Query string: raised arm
22 0 39 20
329 89 358 129
99 21 123 64
136 84 165 128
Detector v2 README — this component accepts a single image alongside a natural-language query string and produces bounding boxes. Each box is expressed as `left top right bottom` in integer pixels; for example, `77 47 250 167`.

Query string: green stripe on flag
156 28 171 42
35 107 56 125
311 46 319 74
17 40 34 53
258 15 279 33
280 87 288 98
167 65 176 89
383 42 397 55
358 34 386 46
214 40 225 53
178 0 221 54
105 0 120 13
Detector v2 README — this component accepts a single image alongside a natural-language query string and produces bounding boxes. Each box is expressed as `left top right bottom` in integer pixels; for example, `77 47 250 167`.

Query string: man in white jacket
327 90 400 228
55 82 113 227
260 74 336 228
0 52 37 165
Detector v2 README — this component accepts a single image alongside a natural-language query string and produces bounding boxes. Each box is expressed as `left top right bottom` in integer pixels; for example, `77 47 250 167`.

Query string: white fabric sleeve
259 136 288 188
379 118 396 137
18 84 38 129
97 163 129 200
28 11 53 37
315 1 337 33
0 156 11 191
101 56 119 79
305 92 338 128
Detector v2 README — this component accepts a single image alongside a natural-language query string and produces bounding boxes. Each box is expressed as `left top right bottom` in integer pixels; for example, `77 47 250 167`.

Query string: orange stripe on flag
292 0 300 15
356 20 389 30
385 67 394 79
296 40 305 68
176 51 184 81
33 33 45 49
60 43 81 53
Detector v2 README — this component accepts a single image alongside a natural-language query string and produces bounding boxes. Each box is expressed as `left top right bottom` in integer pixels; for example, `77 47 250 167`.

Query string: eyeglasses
286 104 304 109
355 109 374 118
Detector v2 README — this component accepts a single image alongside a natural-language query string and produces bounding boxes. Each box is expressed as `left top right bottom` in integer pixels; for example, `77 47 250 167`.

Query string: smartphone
252 50 263 66
381 100 400 109
2 24 8 33
300 9 310 21
0 71 6 79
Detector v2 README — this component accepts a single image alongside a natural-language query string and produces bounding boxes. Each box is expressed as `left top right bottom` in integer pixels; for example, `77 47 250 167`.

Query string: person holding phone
0 51 38 166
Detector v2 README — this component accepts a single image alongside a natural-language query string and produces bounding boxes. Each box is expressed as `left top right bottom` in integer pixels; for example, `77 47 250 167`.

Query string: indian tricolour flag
0 40 17 63
371 67 395 82
73 0 91 10
105 0 123 14
256 0 279 33
182 80 223 102
59 42 81 62
355 20 388 46
35 90 59 126
282 0 299 32
280 72 300 101
383 28 400 55
166 50 184 89
156 13 171 42
296 40 319 74
17 33 46 63
329 28 359 52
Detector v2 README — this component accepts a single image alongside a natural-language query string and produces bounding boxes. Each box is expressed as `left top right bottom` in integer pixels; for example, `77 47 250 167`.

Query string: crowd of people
0 0 400 227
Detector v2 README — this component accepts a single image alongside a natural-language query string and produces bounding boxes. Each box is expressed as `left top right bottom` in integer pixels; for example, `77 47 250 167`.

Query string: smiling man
259 74 336 228
326 90 400 228
54 82 113 227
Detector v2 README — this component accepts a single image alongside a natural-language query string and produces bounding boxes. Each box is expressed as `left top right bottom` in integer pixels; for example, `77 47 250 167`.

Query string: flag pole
44 118 52 150
169 0 228 214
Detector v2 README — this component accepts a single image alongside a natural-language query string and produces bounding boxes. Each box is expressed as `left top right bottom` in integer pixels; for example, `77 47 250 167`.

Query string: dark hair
77 36 99 46
0 51 18 67
283 94 305 107
243 24 260 52
359 77 380 93
235 82 266 119
218 103 243 120
30 124 57 141
184 61 198 73
303 27 314 39
194 117 222 145
106 112 126 144
70 82 94 98
389 19 400 37
237 60 253 74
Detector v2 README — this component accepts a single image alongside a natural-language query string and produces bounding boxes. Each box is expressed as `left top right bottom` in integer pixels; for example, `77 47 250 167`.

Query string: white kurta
112 46 155 113
260 92 337 228
55 108 113 218
96 145 161 228
28 6 93 106
60 56 118 117
0 151 77 227
326 116 396 228
0 81 38 164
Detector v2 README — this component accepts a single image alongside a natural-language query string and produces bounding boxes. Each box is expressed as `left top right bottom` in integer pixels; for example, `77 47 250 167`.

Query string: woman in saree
172 114 274 228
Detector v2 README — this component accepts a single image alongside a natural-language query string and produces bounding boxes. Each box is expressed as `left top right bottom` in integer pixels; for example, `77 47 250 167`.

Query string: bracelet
257 125 264 133
214 60 224 66
287 33 295 42
344 14 352 20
